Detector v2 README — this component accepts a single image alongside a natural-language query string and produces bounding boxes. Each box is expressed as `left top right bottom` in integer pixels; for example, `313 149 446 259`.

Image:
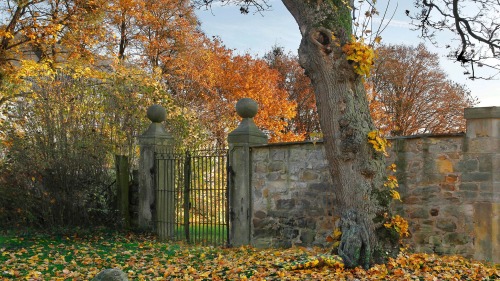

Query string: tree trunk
282 0 395 267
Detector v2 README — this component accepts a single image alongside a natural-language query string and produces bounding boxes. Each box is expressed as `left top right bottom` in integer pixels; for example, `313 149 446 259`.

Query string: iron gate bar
226 155 233 245
183 151 190 243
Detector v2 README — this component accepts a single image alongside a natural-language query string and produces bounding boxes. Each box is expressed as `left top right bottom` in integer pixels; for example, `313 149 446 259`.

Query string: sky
195 0 500 107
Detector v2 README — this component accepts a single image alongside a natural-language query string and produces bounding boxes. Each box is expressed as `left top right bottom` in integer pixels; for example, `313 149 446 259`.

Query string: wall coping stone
256 133 465 148
464 107 500 119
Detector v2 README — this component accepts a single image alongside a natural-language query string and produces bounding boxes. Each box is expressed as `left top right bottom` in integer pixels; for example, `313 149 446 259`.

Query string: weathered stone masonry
250 107 499 263
137 101 498 263
251 142 335 248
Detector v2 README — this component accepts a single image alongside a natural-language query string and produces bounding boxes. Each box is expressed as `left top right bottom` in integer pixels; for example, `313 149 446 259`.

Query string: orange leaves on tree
166 38 300 144
366 43 478 136
263 46 320 142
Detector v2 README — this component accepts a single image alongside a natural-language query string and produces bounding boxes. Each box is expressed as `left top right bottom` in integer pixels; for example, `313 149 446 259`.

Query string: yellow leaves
1 233 499 280
70 65 93 79
326 227 342 242
367 130 390 156
384 215 410 238
387 163 397 172
384 175 399 189
390 190 401 201
277 254 344 271
309 132 323 144
16 60 56 81
333 228 342 240
369 132 402 203
0 31 14 39
384 164 402 202
342 35 377 77
383 253 500 281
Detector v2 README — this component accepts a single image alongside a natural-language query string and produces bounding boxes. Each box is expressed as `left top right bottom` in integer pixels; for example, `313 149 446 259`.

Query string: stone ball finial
235 98 258 119
147 104 167 123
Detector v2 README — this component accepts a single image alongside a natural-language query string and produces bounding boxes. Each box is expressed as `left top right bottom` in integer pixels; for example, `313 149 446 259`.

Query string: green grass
172 224 228 245
1 230 181 280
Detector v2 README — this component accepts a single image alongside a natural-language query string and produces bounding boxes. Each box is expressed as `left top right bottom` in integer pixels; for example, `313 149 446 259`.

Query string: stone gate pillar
138 105 173 231
464 107 500 263
228 98 268 246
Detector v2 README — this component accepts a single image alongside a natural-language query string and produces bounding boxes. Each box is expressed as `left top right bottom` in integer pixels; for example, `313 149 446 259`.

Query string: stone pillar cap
140 104 172 139
228 98 268 145
236 98 259 119
147 104 167 123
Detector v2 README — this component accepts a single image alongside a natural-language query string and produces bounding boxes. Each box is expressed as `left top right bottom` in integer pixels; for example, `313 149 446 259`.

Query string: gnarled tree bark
282 0 395 267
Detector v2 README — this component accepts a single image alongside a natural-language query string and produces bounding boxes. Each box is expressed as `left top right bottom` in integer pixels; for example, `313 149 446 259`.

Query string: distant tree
410 0 500 79
105 0 198 67
263 46 320 140
368 44 478 136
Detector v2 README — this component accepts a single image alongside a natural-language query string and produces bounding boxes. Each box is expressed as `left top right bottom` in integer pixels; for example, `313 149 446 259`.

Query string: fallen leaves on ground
0 232 498 280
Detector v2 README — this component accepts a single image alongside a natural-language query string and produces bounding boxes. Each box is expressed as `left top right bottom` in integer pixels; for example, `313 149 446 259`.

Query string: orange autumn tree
104 0 301 145
367 44 478 136
104 0 198 67
166 38 300 144
263 46 320 140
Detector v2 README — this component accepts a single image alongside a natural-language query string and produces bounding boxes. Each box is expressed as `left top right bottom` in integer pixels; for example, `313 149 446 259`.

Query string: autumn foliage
0 0 301 144
166 39 300 144
259 43 477 140
263 46 320 140
367 44 478 136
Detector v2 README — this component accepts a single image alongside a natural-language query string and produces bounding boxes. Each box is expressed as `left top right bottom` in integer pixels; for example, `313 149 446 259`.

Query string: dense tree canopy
368 43 477 136
166 38 299 144
263 46 320 140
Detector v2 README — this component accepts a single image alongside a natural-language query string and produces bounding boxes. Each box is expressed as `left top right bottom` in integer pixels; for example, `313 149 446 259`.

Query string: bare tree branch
410 0 500 79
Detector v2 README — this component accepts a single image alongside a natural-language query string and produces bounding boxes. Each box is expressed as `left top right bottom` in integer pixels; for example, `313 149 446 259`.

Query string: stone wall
389 135 475 257
251 142 334 248
250 107 500 263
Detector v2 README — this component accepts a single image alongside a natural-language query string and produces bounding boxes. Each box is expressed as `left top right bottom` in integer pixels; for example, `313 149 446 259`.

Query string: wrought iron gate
155 148 229 246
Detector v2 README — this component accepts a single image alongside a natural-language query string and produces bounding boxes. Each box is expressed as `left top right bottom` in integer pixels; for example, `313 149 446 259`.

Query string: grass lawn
172 224 228 246
1 231 498 280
